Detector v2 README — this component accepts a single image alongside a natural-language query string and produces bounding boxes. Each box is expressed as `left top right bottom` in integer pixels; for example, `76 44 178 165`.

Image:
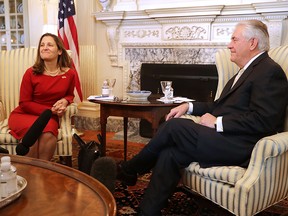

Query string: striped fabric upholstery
0 48 78 157
186 163 246 185
214 48 239 100
182 45 288 216
0 101 5 122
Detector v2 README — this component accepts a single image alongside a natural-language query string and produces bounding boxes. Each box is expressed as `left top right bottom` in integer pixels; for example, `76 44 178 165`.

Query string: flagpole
58 0 83 103
58 0 84 136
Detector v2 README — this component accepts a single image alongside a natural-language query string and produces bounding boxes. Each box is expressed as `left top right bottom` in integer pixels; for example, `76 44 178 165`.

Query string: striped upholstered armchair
181 45 288 216
0 48 78 166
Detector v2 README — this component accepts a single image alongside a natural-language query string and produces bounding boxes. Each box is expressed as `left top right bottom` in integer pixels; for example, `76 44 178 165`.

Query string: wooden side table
89 97 177 160
0 154 117 216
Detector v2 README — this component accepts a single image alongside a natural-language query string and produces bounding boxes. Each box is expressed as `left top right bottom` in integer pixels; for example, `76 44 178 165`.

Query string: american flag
58 0 83 103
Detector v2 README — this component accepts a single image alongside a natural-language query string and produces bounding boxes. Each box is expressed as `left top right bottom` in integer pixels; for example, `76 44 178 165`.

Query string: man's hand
199 113 216 128
51 98 68 117
166 103 189 121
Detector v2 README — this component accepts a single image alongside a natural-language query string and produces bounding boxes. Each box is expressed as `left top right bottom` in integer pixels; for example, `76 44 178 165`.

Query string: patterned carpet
72 130 288 216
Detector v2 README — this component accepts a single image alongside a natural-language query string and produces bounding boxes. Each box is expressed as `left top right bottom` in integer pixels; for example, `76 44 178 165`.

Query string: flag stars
58 0 76 28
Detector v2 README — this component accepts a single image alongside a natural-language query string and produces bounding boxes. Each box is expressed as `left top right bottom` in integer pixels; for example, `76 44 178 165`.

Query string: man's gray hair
236 20 270 52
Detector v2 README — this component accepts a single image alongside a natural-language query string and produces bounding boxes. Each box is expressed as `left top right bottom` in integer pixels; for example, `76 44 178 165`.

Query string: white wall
27 0 42 47
27 0 58 47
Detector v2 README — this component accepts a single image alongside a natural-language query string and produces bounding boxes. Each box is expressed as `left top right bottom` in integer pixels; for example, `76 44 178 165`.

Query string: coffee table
0 154 117 216
89 96 178 160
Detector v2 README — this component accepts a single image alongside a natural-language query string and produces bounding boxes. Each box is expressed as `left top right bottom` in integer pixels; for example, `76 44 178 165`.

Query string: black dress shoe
137 209 161 216
116 161 137 186
137 209 146 216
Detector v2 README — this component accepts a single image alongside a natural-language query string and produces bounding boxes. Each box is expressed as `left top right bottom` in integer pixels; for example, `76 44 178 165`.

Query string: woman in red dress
8 33 76 160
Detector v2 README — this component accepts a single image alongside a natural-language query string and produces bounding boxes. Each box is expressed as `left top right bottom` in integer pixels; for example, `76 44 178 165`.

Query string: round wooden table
0 154 117 216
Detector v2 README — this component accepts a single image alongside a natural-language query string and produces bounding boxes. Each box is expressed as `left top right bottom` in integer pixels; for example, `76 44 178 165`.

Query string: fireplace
139 63 218 137
90 2 287 133
141 63 218 101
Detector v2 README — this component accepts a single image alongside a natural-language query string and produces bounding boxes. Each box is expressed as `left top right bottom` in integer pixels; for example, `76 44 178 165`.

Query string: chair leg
59 156 72 167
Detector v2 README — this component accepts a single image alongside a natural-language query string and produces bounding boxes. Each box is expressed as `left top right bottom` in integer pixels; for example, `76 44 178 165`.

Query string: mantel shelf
94 2 288 22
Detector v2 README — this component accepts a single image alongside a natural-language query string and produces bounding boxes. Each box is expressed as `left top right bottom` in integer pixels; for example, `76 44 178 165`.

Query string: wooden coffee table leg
123 117 128 161
100 106 107 156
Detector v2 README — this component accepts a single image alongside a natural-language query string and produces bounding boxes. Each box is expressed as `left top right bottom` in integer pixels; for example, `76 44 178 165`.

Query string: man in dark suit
117 20 288 215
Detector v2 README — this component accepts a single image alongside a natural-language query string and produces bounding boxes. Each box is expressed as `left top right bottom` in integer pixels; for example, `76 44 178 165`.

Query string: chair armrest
0 100 5 122
237 131 288 184
234 132 288 214
59 103 78 142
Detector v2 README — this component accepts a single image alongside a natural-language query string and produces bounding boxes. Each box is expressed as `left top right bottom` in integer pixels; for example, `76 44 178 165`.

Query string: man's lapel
216 52 268 103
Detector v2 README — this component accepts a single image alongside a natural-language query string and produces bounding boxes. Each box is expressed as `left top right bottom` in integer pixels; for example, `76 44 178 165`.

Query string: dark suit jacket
192 52 288 167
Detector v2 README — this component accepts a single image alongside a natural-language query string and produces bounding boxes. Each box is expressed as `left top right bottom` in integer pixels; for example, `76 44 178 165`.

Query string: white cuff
187 102 193 114
216 116 223 132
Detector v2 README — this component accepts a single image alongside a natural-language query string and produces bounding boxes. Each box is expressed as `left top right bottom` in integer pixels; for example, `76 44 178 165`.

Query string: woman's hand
51 98 68 117
166 103 189 121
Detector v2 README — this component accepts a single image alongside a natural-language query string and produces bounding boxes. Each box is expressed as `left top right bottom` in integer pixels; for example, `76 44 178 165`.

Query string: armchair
0 48 78 166
181 45 288 216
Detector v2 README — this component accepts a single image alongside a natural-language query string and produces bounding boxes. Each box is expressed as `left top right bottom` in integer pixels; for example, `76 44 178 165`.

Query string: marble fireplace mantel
93 1 288 93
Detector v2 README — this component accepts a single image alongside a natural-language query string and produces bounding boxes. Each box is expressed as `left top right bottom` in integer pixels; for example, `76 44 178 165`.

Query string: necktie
231 68 244 88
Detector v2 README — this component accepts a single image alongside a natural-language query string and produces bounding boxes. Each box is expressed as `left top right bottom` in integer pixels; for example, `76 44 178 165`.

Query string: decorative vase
98 0 111 12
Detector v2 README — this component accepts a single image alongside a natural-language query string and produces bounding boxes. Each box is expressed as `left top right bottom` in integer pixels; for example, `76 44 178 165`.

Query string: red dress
8 67 76 139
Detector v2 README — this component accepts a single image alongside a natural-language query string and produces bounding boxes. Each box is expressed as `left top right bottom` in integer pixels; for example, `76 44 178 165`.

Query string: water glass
160 81 173 101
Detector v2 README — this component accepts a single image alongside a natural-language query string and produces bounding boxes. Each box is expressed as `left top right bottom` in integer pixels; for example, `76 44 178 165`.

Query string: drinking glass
160 81 173 101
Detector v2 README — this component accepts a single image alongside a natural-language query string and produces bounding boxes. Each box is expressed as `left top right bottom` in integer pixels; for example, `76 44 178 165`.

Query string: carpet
72 130 288 216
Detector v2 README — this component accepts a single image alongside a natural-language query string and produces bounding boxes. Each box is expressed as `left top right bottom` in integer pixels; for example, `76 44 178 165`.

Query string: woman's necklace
45 67 60 76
